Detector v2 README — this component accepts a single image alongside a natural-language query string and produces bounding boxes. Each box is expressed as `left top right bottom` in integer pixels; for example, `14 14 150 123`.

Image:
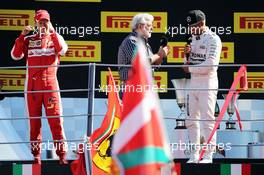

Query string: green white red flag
221 164 251 175
13 164 41 175
112 41 171 175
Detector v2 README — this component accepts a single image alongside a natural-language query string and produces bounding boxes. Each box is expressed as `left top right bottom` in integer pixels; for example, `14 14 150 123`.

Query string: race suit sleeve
189 35 222 74
11 34 27 60
50 32 68 56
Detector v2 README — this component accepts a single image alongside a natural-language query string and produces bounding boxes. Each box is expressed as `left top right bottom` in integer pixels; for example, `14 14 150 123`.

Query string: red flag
112 41 171 175
71 151 86 175
91 68 122 174
71 69 122 175
199 65 248 161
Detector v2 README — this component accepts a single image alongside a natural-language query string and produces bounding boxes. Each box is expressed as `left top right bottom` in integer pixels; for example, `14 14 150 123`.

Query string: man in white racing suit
184 10 222 163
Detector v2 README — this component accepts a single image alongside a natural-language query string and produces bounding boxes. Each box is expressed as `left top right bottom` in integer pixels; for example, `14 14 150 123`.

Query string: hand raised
21 25 33 36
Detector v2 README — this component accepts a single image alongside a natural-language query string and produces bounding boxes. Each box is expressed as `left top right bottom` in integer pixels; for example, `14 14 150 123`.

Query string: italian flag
13 164 41 175
221 164 251 175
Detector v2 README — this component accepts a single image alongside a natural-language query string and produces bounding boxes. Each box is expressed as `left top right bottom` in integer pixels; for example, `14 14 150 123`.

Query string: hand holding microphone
184 35 192 62
156 36 169 64
160 35 168 48
183 35 192 73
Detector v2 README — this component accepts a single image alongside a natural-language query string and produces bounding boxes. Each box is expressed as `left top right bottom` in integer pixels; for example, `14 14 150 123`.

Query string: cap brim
188 20 204 27
39 18 49 21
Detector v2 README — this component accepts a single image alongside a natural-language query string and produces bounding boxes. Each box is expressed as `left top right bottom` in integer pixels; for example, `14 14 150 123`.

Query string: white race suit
186 27 222 158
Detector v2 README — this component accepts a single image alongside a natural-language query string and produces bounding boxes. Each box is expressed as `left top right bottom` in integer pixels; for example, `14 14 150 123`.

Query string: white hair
131 13 154 31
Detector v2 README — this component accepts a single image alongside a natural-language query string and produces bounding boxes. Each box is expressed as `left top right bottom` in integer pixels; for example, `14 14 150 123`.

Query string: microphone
159 36 168 64
185 35 192 62
160 35 168 47
187 35 192 44
183 35 192 77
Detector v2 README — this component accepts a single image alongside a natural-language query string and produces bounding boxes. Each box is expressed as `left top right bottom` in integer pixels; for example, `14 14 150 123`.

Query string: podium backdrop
0 0 263 99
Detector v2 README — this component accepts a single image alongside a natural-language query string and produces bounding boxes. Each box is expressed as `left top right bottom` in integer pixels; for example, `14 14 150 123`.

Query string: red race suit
11 32 68 158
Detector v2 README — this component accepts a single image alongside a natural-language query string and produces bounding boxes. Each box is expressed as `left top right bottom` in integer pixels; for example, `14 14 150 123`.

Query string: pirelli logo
167 42 185 63
234 72 264 93
100 71 121 90
153 71 168 92
234 13 264 33
61 41 101 62
35 0 100 2
100 71 167 93
0 9 34 31
101 12 167 33
220 42 234 63
0 70 25 90
167 42 234 63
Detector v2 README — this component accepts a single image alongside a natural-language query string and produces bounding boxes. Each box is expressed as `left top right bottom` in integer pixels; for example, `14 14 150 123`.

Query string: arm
11 34 26 60
49 23 68 55
150 46 169 65
182 44 191 73
11 25 33 60
50 32 68 56
118 36 137 81
150 54 162 64
189 35 222 74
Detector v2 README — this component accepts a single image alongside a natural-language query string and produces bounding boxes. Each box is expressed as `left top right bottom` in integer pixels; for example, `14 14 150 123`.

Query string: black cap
186 10 206 26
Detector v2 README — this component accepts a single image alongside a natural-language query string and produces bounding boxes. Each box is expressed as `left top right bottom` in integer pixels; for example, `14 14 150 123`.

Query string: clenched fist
21 25 33 36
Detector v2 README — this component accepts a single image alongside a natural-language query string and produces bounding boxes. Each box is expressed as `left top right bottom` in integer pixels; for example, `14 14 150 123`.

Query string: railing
1 63 264 174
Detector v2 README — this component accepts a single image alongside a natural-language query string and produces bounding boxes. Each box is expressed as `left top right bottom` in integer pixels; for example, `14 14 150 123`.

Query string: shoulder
121 32 138 46
128 35 138 44
205 30 221 46
53 32 65 39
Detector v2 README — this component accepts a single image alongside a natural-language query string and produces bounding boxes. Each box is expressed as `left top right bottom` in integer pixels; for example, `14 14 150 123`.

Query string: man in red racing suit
11 10 68 164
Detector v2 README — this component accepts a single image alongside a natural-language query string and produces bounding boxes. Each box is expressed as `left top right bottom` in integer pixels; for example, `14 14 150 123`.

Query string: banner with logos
0 9 34 31
0 1 263 99
101 11 167 33
100 71 167 93
0 70 26 91
61 41 101 62
234 12 264 33
235 72 264 93
167 42 234 63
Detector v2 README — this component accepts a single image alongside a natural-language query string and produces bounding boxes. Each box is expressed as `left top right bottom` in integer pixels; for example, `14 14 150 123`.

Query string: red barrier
199 65 248 161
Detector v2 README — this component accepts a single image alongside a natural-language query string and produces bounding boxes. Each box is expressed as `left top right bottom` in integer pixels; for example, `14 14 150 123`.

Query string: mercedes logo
187 16 191 23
